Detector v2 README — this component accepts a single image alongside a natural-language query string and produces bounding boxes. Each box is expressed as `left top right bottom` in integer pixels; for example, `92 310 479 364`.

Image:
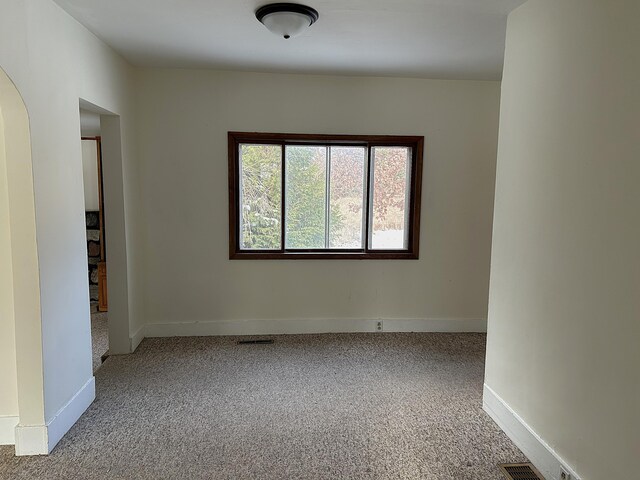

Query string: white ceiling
53 0 527 80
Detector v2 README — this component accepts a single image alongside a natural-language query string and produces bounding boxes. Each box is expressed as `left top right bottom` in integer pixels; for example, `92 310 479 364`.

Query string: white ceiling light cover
261 12 311 39
256 3 319 39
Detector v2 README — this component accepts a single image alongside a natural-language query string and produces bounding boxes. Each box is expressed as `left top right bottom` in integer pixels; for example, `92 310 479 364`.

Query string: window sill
229 251 419 260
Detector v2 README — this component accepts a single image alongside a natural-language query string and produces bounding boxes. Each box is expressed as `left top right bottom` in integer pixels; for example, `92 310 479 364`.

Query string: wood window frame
228 132 424 260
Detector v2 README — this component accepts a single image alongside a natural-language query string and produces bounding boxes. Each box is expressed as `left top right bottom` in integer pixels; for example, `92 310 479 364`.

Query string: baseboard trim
483 384 582 480
15 376 95 456
0 416 19 445
46 376 95 452
144 317 487 338
14 425 47 456
385 318 487 332
47 376 96 452
130 324 145 352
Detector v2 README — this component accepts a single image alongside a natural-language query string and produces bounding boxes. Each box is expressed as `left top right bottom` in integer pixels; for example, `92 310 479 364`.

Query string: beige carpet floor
91 312 109 373
0 333 527 479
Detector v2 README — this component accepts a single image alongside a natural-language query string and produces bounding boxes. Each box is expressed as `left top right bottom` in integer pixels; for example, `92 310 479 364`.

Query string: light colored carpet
0 333 527 479
91 312 109 373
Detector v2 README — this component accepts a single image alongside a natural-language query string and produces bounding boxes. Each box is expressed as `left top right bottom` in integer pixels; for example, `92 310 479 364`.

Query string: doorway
80 109 109 371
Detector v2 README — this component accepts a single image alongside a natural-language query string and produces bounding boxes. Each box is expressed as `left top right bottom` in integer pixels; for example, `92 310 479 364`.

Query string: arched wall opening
0 72 134 456
0 67 45 453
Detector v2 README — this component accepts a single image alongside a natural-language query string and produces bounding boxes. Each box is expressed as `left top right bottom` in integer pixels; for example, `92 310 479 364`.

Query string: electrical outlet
376 320 383 331
559 466 571 480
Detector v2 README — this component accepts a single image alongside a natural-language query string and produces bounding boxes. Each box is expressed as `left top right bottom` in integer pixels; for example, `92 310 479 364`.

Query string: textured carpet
90 312 109 372
0 333 527 479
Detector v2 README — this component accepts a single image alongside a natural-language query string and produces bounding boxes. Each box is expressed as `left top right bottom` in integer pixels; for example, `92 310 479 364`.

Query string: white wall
81 140 100 211
136 70 500 332
79 109 101 137
485 1 640 479
0 0 140 453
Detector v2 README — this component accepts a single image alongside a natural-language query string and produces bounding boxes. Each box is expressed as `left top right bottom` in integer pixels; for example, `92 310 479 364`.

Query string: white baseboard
0 416 19 445
46 376 95 452
144 317 487 338
14 425 47 456
483 384 582 480
385 317 487 332
130 324 145 352
15 376 95 456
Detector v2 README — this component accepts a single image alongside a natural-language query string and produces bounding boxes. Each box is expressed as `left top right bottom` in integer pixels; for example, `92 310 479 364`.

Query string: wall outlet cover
559 465 576 480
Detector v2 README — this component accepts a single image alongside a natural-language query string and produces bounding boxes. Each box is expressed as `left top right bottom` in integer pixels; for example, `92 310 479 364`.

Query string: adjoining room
80 108 110 372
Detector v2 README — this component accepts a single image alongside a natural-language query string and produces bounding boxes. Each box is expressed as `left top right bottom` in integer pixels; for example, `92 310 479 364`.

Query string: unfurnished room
0 1 637 479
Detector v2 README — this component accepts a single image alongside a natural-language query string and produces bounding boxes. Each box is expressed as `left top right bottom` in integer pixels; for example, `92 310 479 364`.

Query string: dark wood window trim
228 132 423 260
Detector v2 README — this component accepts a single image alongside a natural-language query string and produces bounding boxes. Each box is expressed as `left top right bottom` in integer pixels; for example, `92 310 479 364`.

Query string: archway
0 64 135 456
0 68 46 454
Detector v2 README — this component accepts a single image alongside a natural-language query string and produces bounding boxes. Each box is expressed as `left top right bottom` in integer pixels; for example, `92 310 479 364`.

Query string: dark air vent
237 339 274 345
499 463 545 480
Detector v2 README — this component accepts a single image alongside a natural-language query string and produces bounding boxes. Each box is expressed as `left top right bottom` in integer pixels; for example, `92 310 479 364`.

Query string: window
228 132 423 259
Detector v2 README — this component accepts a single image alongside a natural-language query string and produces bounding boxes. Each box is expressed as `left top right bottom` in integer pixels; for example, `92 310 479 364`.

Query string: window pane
285 146 327 249
329 147 366 249
239 144 282 250
370 147 411 250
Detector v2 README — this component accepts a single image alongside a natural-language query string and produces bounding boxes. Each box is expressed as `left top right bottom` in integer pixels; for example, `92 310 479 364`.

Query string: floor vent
237 339 274 345
499 463 545 480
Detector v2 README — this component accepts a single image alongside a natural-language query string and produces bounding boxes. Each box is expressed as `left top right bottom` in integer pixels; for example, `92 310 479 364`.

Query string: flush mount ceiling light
255 3 319 39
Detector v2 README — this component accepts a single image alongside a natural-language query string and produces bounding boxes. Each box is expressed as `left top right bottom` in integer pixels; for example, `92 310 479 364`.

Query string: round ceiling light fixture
255 3 319 40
